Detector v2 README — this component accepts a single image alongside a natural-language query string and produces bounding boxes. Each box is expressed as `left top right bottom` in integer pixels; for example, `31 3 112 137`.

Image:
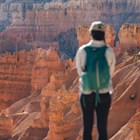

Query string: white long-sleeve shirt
76 40 116 95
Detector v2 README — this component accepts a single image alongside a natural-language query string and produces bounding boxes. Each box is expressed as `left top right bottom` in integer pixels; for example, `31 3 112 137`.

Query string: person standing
76 21 116 140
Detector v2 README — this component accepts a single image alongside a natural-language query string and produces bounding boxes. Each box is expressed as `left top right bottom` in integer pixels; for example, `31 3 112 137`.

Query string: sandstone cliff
76 24 116 47
1 0 140 59
0 47 80 140
0 114 13 139
0 50 37 109
1 47 139 140
118 23 140 51
1 0 140 33
0 0 140 139
0 34 140 140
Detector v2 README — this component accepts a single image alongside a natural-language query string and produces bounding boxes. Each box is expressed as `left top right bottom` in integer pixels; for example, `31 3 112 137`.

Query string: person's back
76 21 116 140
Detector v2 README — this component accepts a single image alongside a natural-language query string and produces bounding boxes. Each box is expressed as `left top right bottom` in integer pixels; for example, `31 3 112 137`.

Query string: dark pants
80 92 111 140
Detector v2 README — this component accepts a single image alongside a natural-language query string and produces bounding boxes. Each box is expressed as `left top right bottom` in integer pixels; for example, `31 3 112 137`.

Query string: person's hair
91 30 105 41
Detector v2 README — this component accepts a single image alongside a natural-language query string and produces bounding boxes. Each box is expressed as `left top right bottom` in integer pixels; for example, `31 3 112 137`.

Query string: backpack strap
95 89 101 106
95 46 108 106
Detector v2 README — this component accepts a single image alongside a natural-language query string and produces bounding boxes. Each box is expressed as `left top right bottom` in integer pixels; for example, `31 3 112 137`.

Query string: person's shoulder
105 45 114 53
77 44 87 53
76 45 87 59
105 45 116 60
79 44 87 50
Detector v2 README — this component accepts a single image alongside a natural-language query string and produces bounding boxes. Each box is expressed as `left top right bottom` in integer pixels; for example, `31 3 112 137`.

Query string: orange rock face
0 47 80 140
0 50 37 109
1 48 139 140
3 8 78 43
0 20 140 140
0 115 13 139
76 24 116 48
31 47 61 90
118 23 140 51
108 55 140 139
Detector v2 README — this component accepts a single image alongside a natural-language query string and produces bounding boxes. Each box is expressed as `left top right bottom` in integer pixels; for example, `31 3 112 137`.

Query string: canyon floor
0 47 140 140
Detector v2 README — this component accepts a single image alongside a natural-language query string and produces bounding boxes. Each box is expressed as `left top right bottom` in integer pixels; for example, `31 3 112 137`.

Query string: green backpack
81 45 110 105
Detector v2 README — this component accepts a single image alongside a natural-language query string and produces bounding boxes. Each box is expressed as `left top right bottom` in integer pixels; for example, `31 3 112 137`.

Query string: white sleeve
105 47 116 77
76 47 86 76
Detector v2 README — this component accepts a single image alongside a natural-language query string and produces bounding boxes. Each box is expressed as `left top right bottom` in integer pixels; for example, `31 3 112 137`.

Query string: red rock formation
76 24 116 48
108 55 140 139
31 47 61 90
118 23 140 51
0 114 13 139
76 54 140 140
0 50 37 109
76 25 91 47
109 107 140 140
0 47 80 140
0 22 140 140
3 8 76 43
0 48 139 140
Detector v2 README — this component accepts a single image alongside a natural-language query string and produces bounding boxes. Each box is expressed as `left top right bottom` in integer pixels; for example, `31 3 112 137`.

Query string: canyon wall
0 47 80 140
1 0 140 59
0 23 140 139
76 24 116 47
0 0 140 139
0 50 37 109
1 0 140 58
1 0 140 34
118 23 140 50
0 45 140 140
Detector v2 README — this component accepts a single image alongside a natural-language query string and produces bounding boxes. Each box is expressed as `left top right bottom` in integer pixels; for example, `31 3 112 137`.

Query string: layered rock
1 0 140 55
108 55 140 139
76 54 140 140
0 43 140 140
1 0 140 33
0 47 79 140
118 23 140 52
110 108 140 140
1 0 140 61
0 50 37 109
76 24 116 47
0 114 13 139
76 25 91 47
0 2 140 138
41 64 80 140
43 91 80 140
31 47 61 90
